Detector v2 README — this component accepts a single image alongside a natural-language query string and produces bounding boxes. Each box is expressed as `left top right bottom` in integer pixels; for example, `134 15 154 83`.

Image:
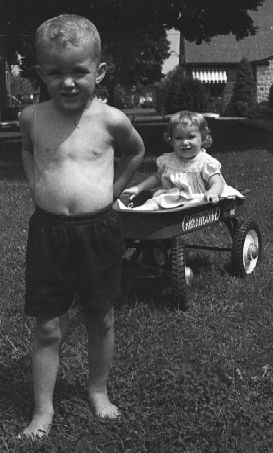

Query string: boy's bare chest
34 121 112 162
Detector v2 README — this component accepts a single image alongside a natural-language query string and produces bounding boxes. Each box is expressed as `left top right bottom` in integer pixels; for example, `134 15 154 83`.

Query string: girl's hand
206 174 224 204
122 185 140 199
205 190 220 204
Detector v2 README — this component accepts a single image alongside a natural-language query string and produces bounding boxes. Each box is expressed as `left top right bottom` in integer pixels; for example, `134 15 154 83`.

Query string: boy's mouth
61 92 79 97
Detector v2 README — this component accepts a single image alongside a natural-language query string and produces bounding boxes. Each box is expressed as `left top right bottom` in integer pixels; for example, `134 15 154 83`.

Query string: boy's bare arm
112 112 145 200
20 107 35 197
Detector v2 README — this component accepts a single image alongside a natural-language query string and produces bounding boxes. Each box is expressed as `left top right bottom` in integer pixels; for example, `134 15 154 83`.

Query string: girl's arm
123 172 161 198
205 173 224 203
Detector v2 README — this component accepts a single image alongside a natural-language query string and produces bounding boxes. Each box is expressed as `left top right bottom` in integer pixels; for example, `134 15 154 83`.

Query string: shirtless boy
19 14 145 439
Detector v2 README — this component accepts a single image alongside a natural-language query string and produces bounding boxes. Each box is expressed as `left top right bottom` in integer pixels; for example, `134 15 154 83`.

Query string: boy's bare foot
18 411 53 440
89 392 120 419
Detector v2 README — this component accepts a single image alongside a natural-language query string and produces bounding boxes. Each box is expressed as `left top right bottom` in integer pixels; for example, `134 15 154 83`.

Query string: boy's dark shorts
25 206 123 318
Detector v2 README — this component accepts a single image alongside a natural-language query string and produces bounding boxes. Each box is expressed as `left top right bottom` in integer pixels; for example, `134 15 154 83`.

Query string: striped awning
192 70 227 83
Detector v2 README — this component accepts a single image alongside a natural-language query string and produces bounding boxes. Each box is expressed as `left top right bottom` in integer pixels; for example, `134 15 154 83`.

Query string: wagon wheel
170 236 190 311
142 242 169 267
231 221 261 277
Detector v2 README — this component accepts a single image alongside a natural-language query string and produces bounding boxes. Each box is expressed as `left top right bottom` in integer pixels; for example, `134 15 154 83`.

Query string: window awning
192 70 227 83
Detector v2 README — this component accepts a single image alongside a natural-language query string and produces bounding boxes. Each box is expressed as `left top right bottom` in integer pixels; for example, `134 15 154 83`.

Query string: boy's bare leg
20 314 69 439
85 307 120 418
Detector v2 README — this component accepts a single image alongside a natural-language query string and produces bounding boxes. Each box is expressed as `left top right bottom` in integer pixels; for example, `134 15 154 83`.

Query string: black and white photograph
0 1 272 451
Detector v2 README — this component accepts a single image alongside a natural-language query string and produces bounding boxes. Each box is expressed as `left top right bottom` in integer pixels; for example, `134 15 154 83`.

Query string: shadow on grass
119 246 233 313
119 269 194 312
0 355 34 428
0 354 87 426
210 122 273 154
0 140 25 181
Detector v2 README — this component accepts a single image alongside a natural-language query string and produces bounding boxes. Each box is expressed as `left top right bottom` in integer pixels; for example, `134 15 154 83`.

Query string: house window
192 70 227 84
192 69 227 113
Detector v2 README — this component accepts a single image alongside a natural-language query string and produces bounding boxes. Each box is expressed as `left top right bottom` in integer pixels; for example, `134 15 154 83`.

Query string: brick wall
220 62 273 108
256 59 273 103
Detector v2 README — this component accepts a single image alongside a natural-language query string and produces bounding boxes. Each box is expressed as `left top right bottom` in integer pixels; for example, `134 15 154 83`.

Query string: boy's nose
62 76 75 87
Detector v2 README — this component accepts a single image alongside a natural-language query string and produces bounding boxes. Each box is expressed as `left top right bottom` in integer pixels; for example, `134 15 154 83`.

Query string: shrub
164 67 208 113
256 103 273 119
94 85 109 103
10 73 36 99
153 66 178 113
225 58 258 118
111 84 126 109
267 83 273 108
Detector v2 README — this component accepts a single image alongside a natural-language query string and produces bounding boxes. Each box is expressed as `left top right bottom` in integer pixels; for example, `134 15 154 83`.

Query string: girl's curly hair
165 110 213 148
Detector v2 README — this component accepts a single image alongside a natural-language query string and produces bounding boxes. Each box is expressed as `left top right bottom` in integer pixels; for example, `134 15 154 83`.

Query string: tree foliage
0 0 171 89
0 0 266 43
0 0 266 101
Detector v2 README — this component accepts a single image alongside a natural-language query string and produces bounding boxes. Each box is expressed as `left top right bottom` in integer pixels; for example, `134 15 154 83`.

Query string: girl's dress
139 149 243 209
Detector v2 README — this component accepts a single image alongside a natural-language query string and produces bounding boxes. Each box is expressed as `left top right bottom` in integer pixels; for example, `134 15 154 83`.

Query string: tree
0 0 265 44
102 23 170 104
164 67 208 114
267 83 273 108
0 1 266 44
0 0 266 106
0 0 171 102
226 58 257 117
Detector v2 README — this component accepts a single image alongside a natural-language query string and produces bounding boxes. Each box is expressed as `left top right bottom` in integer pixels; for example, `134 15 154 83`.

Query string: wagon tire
170 236 189 311
231 221 261 277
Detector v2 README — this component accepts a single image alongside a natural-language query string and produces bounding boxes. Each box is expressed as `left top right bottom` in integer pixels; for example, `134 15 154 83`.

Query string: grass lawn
1 126 273 452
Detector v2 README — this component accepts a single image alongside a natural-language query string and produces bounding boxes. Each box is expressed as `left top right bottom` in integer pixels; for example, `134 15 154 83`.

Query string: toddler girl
123 110 242 210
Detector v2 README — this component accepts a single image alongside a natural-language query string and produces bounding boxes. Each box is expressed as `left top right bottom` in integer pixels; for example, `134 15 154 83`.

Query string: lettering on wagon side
181 206 221 232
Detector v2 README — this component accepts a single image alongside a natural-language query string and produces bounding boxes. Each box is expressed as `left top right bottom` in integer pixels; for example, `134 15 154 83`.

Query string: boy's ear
96 62 107 84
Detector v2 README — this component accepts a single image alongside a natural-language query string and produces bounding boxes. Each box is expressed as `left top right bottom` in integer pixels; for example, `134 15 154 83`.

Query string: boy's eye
73 69 89 75
46 71 60 76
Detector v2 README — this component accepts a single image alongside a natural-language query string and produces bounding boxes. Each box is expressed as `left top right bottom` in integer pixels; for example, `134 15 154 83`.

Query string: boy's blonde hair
35 14 101 63
166 111 213 148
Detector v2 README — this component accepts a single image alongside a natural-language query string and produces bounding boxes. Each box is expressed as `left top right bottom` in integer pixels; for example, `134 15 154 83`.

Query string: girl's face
171 123 203 159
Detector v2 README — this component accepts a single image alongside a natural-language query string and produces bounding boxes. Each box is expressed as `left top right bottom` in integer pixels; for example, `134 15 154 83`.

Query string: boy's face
171 123 203 159
36 42 106 113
